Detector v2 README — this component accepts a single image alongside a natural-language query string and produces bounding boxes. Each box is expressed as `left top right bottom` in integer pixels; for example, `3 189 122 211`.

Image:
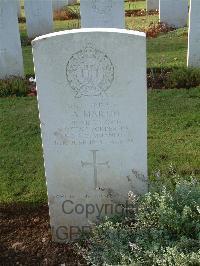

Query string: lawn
147 28 188 68
0 89 200 204
125 1 146 10
0 97 45 204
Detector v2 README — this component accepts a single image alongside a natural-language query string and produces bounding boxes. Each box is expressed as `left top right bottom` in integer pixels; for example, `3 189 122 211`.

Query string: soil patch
0 204 86 265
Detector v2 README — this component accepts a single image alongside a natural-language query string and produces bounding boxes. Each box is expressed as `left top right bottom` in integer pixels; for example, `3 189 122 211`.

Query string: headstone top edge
32 28 146 44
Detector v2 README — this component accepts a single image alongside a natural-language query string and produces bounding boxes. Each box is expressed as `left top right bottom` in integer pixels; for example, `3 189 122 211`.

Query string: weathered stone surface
32 28 147 242
17 0 21 17
187 0 200 67
0 0 24 78
24 0 53 39
159 0 188 28
80 0 125 28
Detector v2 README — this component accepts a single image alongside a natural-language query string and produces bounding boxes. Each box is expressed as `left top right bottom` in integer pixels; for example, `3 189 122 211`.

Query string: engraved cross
81 150 109 189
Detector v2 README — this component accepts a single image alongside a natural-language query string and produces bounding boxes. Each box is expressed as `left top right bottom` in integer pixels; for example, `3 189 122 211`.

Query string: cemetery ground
1 3 200 265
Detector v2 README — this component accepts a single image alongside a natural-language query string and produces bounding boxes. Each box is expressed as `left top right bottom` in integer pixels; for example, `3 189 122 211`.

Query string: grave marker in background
147 0 159 11
32 28 147 242
159 0 188 28
0 0 24 79
24 0 53 39
80 0 125 28
17 0 21 17
187 0 200 67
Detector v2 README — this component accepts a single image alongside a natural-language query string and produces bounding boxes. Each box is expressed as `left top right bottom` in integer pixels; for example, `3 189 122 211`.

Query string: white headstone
17 0 21 17
187 0 200 67
0 0 24 79
80 0 125 28
24 0 53 39
159 0 188 28
147 0 159 11
32 28 147 242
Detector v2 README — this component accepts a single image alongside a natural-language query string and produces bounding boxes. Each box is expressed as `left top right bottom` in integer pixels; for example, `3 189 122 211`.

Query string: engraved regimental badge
66 44 114 98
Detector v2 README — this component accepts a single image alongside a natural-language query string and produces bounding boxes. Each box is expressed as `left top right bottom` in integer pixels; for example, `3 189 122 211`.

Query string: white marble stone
24 0 53 39
159 0 188 28
0 0 24 79
32 28 147 242
147 0 159 11
17 0 21 17
80 0 125 28
187 0 200 67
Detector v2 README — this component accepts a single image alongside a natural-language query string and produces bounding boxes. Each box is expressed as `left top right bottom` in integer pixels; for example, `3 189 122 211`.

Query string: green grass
148 88 200 178
148 28 188 68
125 1 146 10
22 46 34 76
0 89 200 204
0 98 46 204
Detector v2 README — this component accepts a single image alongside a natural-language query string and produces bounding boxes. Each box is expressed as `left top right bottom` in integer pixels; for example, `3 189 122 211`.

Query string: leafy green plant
0 77 29 97
79 179 200 265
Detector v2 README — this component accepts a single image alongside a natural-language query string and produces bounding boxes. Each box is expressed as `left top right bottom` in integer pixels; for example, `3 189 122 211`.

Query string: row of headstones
0 0 75 79
17 0 77 17
0 0 200 80
25 0 189 38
